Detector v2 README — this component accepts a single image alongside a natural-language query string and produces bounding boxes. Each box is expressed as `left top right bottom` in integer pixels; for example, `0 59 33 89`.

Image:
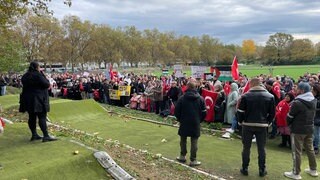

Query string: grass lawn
0 123 109 180
1 95 319 179
150 65 320 81
47 99 320 180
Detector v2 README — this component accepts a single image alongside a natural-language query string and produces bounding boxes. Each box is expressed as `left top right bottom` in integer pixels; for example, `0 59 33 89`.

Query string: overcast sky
49 0 320 45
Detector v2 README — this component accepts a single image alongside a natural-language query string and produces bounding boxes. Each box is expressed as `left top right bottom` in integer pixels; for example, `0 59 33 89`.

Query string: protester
276 93 294 148
174 78 207 166
237 78 275 177
284 82 318 179
224 83 239 124
19 61 57 142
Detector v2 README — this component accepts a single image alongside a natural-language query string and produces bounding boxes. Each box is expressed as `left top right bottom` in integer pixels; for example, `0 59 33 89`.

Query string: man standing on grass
174 78 207 166
284 82 318 180
237 78 275 177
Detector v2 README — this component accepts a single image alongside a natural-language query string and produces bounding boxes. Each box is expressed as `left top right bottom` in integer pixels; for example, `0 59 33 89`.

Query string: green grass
0 123 109 180
152 65 320 81
1 95 319 179
47 99 320 179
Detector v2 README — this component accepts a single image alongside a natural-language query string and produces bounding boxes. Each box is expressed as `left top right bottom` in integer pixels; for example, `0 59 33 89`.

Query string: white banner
174 65 183 77
191 66 207 78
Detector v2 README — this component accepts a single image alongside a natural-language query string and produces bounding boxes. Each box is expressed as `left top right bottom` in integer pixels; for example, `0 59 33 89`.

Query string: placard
174 65 183 78
118 85 131 96
191 66 207 78
109 89 120 100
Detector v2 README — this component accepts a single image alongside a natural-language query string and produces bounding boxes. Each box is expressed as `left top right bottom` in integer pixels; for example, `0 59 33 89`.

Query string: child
276 93 294 147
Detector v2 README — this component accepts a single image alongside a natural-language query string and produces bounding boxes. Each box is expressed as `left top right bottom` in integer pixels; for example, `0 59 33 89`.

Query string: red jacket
276 99 290 127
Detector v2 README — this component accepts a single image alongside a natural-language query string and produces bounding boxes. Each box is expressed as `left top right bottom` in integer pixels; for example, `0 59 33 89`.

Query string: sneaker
284 171 302 180
226 128 235 133
42 136 58 142
314 149 319 155
189 160 201 167
240 168 248 176
176 156 186 163
222 132 231 139
305 168 319 177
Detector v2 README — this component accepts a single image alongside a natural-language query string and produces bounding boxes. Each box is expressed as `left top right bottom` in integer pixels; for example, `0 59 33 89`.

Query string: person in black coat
19 61 57 142
174 78 206 166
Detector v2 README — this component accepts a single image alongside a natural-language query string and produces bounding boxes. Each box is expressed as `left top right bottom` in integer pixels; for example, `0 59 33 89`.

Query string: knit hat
297 82 311 93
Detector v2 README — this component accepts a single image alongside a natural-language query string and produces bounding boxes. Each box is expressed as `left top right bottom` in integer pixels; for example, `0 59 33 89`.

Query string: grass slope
0 123 109 180
48 99 319 180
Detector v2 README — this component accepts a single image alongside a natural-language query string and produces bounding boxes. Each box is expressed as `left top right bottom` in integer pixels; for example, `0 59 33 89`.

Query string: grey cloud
49 0 320 44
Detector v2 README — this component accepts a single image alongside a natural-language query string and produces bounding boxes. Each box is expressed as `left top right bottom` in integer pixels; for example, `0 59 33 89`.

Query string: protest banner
109 89 120 100
118 86 131 96
173 65 183 77
191 66 207 79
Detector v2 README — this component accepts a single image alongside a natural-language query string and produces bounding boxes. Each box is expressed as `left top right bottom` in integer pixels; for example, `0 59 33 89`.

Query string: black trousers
180 136 198 161
28 112 48 137
242 126 267 170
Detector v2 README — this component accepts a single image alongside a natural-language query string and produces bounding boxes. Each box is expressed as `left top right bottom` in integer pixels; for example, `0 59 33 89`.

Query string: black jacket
287 92 316 134
19 71 50 113
167 86 181 102
237 86 275 127
174 89 206 138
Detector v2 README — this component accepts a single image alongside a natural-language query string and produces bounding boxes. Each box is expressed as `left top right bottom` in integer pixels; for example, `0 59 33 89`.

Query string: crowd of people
1 63 320 179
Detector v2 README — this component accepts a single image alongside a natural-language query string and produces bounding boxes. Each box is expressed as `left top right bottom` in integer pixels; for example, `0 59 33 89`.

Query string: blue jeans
231 116 237 130
0 86 6 96
313 126 320 150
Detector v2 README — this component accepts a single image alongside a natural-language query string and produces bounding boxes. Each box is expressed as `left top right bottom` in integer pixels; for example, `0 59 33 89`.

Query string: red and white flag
272 82 281 99
224 82 231 96
231 56 239 80
202 89 218 122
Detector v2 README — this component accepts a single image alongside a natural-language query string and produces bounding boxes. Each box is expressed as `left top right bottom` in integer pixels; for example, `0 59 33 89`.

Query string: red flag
224 82 231 96
201 89 218 122
109 64 114 80
231 56 239 80
272 82 281 99
242 81 250 94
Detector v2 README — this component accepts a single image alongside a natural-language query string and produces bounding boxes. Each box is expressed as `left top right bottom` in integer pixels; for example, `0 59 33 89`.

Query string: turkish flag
242 81 250 94
202 89 218 122
272 82 281 99
224 82 231 96
231 56 239 80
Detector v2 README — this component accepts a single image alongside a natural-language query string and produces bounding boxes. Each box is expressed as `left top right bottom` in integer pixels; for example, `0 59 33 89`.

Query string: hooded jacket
287 92 316 134
174 89 206 138
224 83 239 124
